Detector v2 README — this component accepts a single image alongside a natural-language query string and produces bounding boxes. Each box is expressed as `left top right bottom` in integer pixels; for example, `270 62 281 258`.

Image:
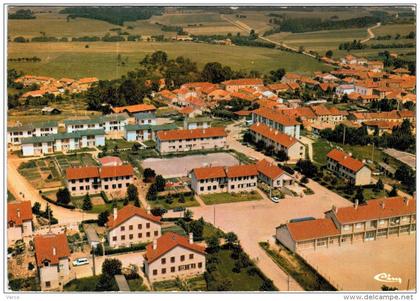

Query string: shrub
104 243 147 255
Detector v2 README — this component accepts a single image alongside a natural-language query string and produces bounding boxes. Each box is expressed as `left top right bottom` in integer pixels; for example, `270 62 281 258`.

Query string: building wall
145 246 206 283
354 166 372 186
191 174 226 195
275 226 296 253
7 227 22 245
108 215 161 248
227 175 257 193
67 175 133 196
39 259 71 291
157 136 227 154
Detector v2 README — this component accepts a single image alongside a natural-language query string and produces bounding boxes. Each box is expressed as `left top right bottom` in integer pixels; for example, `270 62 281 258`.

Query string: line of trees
8 9 36 19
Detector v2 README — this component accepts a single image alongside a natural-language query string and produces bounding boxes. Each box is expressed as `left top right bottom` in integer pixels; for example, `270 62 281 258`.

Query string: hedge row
104 243 147 255
41 194 76 210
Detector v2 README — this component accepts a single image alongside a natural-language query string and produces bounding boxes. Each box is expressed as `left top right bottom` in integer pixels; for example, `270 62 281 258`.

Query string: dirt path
361 22 381 43
8 156 97 224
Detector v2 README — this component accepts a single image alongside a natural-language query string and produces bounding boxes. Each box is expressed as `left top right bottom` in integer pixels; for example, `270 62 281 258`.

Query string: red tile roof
192 166 226 180
156 127 226 141
250 123 300 149
334 196 415 224
267 83 289 91
107 204 161 229
144 232 206 263
286 218 340 241
66 166 100 180
78 77 98 84
112 104 156 114
256 159 285 180
8 201 32 226
234 110 252 116
100 165 134 178
253 107 300 126
34 233 71 267
225 164 258 178
222 78 263 86
326 149 365 172
98 156 123 166
310 105 332 116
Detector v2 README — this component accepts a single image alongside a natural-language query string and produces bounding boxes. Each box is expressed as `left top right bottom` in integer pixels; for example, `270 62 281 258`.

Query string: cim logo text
373 272 402 284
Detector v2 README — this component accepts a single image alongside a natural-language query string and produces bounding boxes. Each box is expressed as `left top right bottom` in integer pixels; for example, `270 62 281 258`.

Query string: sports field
8 41 331 79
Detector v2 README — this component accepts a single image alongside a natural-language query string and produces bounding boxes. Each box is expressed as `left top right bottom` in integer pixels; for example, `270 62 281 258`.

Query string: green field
8 41 331 79
200 191 262 205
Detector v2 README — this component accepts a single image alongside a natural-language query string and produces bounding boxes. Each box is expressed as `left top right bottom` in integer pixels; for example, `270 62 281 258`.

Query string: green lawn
105 139 139 150
8 41 331 79
162 224 187 236
149 195 200 210
127 278 148 291
200 191 262 205
63 275 101 291
7 191 16 202
152 275 207 291
260 242 336 291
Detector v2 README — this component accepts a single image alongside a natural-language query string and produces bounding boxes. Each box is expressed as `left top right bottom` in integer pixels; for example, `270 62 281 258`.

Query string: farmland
8 41 331 79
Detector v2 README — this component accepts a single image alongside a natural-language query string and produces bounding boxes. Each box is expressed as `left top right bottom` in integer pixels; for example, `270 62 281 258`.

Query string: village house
144 232 206 283
8 201 33 245
98 156 123 167
157 89 177 103
281 73 303 84
183 117 211 130
255 159 294 188
21 129 105 156
34 233 72 291
8 121 58 145
134 112 157 125
367 61 384 72
206 89 231 103
112 104 157 115
64 113 129 133
76 77 99 91
15 75 55 87
276 196 415 253
156 127 227 154
106 205 162 248
326 149 371 186
65 164 134 196
41 107 61 115
249 123 305 161
221 78 264 93
335 84 355 97
310 105 348 124
348 110 415 124
124 123 177 142
252 107 301 139
363 120 402 136
190 164 258 195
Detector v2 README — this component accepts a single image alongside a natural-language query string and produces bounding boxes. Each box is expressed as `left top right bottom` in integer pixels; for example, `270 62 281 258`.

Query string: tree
325 50 333 58
201 62 233 83
374 179 384 192
32 202 41 215
98 210 110 226
102 258 122 277
56 188 71 205
395 165 412 182
82 194 92 211
355 187 365 204
226 232 238 247
127 184 139 202
388 185 398 197
268 68 285 83
143 168 156 182
205 235 220 253
276 149 289 162
260 279 276 291
155 175 166 192
184 209 193 220
256 140 266 151
146 184 158 201
95 274 117 291
296 159 318 178
242 131 253 144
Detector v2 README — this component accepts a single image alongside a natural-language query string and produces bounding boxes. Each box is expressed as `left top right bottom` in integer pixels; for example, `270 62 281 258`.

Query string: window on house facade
189 254 194 259
121 226 125 231
138 233 142 238
161 268 166 274
180 255 185 262
138 224 142 230
170 257 175 263
129 225 133 230
161 258 166 264
154 231 159 236
129 234 133 240
112 236 117 241
146 223 150 229
198 262 203 268
146 232 150 237
153 269 157 275
121 235 125 240
171 267 175 273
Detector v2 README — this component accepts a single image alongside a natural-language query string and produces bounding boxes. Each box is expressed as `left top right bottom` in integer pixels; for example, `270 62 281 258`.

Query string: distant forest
60 6 163 25
8 9 36 19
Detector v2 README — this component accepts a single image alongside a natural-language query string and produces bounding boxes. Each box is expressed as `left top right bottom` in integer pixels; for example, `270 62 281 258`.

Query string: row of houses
190 160 295 194
276 196 415 253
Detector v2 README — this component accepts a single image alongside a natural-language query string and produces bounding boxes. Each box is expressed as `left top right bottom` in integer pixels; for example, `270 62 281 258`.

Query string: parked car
271 196 280 203
72 257 89 266
173 207 185 212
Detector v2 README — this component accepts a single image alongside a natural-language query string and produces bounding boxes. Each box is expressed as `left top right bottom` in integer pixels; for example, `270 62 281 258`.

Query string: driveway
191 179 352 291
7 155 97 224
299 234 415 291
226 121 275 163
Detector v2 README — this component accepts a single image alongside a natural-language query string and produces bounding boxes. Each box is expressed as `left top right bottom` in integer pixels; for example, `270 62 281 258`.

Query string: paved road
226 121 275 163
361 22 381 43
7 156 97 224
191 178 352 291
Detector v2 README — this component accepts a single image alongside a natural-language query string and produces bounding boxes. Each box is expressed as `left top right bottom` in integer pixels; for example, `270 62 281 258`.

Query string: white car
72 257 89 266
271 197 280 203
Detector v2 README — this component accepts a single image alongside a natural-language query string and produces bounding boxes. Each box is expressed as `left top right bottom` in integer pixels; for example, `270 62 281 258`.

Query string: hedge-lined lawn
127 278 148 291
153 275 207 291
201 191 262 205
260 242 336 291
105 139 139 150
149 195 200 210
64 275 101 291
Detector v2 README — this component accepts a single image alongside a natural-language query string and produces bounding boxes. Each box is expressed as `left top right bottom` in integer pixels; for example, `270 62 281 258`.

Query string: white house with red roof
221 78 264 93
144 232 206 283
34 233 72 290
277 196 415 253
252 107 301 139
7 201 33 245
107 205 162 248
65 165 134 196
326 149 371 186
255 159 294 188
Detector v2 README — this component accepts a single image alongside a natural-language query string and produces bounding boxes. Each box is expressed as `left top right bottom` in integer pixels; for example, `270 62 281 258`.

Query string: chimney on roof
153 239 157 250
17 209 21 218
52 247 56 256
404 197 409 206
332 205 337 214
380 201 385 209
354 199 359 209
147 206 151 215
113 207 118 221
189 232 193 244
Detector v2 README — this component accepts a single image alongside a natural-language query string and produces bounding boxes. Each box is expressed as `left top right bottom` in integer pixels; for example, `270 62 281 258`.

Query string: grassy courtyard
149 194 200 210
200 191 262 205
152 275 207 291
